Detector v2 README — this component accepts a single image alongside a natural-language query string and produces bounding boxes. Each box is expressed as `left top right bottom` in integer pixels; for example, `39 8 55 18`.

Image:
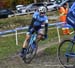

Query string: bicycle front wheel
58 39 75 68
23 41 38 64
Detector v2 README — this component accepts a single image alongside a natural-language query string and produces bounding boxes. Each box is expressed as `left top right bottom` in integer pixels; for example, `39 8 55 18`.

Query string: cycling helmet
38 6 46 13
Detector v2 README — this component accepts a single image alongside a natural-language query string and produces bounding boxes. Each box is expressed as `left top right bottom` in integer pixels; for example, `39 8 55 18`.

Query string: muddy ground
0 38 72 68
0 52 64 68
0 42 64 68
0 42 65 68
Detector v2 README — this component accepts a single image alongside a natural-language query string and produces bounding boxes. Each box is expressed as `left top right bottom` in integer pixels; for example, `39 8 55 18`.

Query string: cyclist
20 6 48 57
58 3 68 23
66 2 75 30
58 3 70 35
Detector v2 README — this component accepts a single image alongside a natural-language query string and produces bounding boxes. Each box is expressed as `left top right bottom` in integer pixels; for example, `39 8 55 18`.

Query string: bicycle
58 30 75 68
21 32 38 64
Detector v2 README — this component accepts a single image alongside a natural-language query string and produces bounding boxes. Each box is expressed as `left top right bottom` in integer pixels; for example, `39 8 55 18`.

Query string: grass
0 36 20 59
0 28 60 59
0 11 58 30
0 10 73 59
0 11 59 59
44 40 75 56
0 27 73 59
44 28 74 56
0 15 32 30
44 44 58 55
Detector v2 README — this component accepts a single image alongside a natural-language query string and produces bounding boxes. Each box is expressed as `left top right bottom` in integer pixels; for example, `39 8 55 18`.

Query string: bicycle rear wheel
58 39 75 68
23 41 38 64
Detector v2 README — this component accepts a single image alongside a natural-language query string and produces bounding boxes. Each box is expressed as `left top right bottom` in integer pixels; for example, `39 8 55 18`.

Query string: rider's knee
25 32 30 40
37 34 43 39
26 34 30 40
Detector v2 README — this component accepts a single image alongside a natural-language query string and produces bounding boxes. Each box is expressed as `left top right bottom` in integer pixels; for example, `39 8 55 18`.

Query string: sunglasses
40 12 45 14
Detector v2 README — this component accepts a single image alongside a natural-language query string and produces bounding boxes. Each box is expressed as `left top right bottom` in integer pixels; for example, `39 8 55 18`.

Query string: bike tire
58 39 75 68
23 41 38 64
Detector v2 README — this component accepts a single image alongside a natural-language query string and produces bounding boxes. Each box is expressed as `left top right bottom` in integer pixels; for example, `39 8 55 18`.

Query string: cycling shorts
26 28 44 35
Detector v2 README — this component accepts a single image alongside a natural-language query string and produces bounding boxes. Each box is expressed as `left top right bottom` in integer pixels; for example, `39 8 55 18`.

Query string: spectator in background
59 3 68 23
58 3 70 35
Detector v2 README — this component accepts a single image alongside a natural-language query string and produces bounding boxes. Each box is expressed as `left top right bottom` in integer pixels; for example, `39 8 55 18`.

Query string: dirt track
0 52 64 68
0 41 64 68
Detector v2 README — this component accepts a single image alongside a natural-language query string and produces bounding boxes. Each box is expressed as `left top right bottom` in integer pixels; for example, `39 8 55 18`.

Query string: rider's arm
45 23 48 35
28 18 36 31
28 11 39 31
44 17 48 37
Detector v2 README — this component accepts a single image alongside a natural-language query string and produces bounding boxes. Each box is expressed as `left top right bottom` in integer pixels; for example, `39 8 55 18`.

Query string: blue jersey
32 11 48 26
67 2 75 23
67 2 75 28
69 2 75 12
68 2 75 16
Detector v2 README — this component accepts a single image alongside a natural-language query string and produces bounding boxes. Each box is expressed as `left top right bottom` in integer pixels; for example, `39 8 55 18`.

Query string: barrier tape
0 22 72 35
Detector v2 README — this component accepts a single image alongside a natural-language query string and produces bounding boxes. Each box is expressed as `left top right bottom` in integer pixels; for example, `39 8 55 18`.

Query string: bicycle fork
29 34 37 49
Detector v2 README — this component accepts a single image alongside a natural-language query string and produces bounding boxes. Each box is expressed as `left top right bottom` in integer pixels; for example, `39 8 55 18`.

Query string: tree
0 1 4 8
0 0 37 9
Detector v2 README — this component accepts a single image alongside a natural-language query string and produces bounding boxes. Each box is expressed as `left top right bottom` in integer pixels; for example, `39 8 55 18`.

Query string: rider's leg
37 29 44 42
22 33 30 48
37 34 43 42
20 28 34 56
20 32 30 57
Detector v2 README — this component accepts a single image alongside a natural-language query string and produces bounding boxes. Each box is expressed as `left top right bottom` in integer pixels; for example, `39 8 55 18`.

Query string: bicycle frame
22 33 38 64
58 30 75 68
29 33 37 49
65 34 75 57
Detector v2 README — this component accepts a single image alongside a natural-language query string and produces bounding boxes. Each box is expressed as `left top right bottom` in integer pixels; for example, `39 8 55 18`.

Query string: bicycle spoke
22 33 38 64
58 40 75 68
23 43 37 63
